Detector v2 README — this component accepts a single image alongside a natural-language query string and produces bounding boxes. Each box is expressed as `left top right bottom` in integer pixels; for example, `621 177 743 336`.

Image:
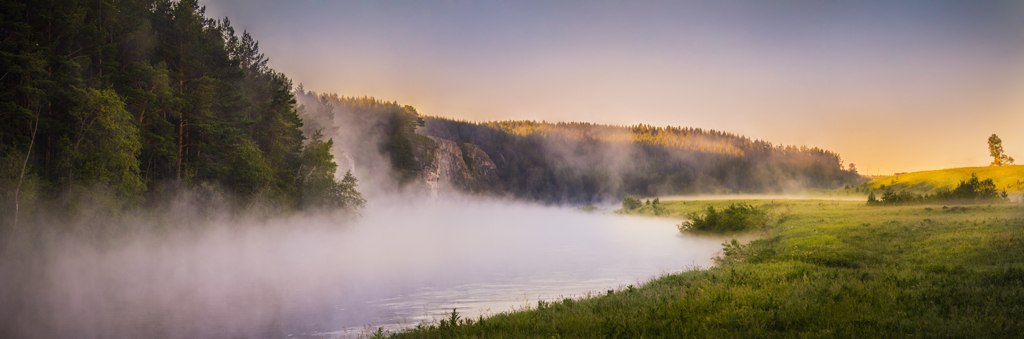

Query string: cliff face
416 136 499 196
460 143 499 190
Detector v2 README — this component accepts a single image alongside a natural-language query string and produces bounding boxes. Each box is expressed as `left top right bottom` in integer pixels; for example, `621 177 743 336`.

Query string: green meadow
866 165 1024 194
393 198 1024 338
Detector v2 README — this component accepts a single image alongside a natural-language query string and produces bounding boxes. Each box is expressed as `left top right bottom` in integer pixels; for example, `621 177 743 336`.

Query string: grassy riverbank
392 199 1024 337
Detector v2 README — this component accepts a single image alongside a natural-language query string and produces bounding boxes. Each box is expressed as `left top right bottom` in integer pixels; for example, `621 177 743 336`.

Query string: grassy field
865 165 1024 194
391 198 1024 338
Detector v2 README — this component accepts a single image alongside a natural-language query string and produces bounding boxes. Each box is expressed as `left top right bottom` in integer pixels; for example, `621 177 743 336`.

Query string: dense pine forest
0 0 362 228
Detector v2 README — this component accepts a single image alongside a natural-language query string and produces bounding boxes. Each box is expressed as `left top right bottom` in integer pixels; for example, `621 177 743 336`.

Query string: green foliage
385 105 426 181
216 134 272 197
65 88 144 199
422 118 864 203
0 0 362 213
878 187 921 204
338 171 366 209
439 308 462 329
298 131 365 210
936 173 1002 200
621 195 642 210
680 203 770 233
650 197 665 215
869 173 1006 205
864 165 1024 194
396 200 1024 338
988 134 1014 166
293 91 430 187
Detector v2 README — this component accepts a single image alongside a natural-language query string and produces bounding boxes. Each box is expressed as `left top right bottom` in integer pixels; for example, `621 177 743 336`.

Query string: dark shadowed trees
0 0 361 226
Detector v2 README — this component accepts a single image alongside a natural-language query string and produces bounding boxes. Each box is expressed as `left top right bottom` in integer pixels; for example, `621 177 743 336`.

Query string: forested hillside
293 88 863 203
0 0 361 227
422 118 863 202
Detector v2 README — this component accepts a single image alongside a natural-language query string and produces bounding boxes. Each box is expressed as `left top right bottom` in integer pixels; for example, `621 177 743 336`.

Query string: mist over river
0 196 732 338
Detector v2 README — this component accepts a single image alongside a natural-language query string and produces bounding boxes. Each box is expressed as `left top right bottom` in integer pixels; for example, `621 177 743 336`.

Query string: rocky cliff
415 136 499 196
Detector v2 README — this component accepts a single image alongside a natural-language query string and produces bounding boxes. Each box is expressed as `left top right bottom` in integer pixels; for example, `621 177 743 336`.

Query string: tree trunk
13 113 40 229
177 113 184 181
176 79 185 181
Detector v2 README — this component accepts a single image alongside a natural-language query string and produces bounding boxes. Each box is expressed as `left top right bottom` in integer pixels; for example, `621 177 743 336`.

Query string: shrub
622 195 642 210
868 173 1007 205
680 203 769 233
651 197 666 215
881 188 921 204
934 174 1002 201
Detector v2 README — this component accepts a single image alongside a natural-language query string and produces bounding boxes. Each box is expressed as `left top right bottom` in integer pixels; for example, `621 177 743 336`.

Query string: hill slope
865 165 1024 194
293 92 866 203
421 118 864 202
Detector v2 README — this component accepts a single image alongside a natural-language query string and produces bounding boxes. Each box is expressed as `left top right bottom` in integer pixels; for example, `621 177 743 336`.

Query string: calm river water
284 199 732 337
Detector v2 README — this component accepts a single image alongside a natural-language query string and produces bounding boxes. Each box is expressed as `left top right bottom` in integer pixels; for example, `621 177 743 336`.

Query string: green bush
622 195 642 210
868 173 1007 205
680 203 769 233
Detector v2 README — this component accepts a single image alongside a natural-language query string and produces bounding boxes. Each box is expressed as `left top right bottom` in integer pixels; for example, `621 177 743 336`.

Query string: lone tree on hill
988 134 1015 166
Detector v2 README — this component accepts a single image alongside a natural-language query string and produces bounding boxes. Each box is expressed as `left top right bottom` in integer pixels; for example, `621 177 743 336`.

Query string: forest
421 118 863 202
291 88 863 203
0 0 362 229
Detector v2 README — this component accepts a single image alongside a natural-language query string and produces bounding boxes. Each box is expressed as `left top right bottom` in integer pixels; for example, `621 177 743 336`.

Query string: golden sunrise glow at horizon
204 0 1024 175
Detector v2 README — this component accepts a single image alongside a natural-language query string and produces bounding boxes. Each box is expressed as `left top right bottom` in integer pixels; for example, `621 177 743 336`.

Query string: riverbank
391 199 1024 337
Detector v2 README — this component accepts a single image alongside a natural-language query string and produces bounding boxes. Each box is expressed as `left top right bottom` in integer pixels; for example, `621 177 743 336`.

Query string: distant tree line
421 118 864 203
0 0 362 228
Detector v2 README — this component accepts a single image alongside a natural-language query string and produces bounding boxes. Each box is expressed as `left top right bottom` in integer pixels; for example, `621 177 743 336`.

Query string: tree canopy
988 134 1014 166
1 0 361 226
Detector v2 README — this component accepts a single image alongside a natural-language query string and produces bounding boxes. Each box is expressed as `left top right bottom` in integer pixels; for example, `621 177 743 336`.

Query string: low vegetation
621 196 667 215
393 199 1024 337
868 173 1008 205
679 203 771 233
621 195 643 210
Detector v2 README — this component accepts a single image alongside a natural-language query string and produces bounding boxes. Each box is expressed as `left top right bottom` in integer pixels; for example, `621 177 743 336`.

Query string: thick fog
292 89 409 198
0 194 731 338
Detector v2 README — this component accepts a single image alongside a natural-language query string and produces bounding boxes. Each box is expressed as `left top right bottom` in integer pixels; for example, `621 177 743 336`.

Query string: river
5 197 733 338
286 198 732 337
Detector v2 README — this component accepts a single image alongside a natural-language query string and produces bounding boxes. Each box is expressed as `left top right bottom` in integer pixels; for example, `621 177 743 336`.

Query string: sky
202 0 1024 174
